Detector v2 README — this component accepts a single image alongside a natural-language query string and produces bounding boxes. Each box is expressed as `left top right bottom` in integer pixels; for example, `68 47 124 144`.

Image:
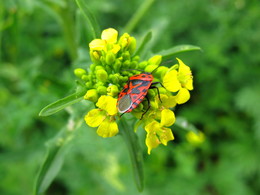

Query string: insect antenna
151 59 173 74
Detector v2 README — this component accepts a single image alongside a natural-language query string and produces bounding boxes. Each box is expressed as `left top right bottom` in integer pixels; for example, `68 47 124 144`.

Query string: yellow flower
163 58 193 104
85 95 118 138
145 120 174 154
89 28 121 54
154 94 176 126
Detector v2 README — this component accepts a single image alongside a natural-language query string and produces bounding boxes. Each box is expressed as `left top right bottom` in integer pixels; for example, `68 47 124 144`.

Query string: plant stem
124 0 155 33
119 118 144 192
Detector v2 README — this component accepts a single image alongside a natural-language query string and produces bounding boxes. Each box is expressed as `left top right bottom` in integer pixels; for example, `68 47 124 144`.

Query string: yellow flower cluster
75 28 194 154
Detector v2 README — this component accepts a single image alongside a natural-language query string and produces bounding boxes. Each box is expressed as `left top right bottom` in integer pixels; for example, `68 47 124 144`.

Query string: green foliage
1 0 260 195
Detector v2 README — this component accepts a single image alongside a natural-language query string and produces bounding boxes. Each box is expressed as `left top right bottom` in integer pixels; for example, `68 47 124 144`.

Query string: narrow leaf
175 117 199 134
39 89 86 116
34 129 74 195
124 0 155 33
134 31 152 57
75 0 100 39
158 45 202 60
119 118 144 192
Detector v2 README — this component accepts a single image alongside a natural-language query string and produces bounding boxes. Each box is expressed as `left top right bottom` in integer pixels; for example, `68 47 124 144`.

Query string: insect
117 70 163 119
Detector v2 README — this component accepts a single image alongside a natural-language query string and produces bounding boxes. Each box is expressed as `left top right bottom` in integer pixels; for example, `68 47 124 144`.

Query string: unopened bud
84 89 99 102
105 51 116 65
138 61 148 69
90 51 101 64
97 86 107 95
155 66 169 79
128 37 136 54
148 55 162 65
74 68 87 78
144 65 158 73
107 85 119 97
96 69 108 83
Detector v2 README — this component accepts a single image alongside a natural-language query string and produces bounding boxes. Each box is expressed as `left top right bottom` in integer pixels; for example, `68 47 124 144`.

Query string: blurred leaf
175 117 199 134
119 118 144 192
34 128 74 195
124 0 155 33
75 0 100 39
158 45 202 60
134 31 152 57
39 89 86 117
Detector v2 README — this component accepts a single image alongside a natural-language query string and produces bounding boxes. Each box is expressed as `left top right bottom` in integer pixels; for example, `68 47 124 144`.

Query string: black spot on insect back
131 88 140 94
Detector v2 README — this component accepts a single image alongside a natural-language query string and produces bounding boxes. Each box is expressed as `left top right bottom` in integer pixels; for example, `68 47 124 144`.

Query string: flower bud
148 55 162 65
122 51 130 61
96 69 108 83
81 75 89 81
85 82 92 89
114 59 121 72
128 37 136 54
84 89 99 102
107 85 119 97
130 61 138 69
90 64 96 72
119 33 130 49
132 55 140 62
144 65 158 73
97 86 107 95
90 51 101 64
155 66 169 79
74 68 87 78
105 51 116 65
138 61 148 69
123 60 130 68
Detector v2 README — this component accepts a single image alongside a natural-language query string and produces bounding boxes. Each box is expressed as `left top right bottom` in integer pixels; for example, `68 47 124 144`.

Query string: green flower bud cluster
74 28 168 104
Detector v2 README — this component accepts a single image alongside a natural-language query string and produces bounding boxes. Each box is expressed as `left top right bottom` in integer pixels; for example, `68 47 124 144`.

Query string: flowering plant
37 1 202 193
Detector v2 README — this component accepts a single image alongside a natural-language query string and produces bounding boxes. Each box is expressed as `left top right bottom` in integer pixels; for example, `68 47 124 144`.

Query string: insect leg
149 85 162 103
140 96 151 120
151 82 165 88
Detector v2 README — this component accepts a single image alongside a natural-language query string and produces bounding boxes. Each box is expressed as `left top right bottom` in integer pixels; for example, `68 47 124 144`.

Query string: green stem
124 0 155 33
119 118 144 192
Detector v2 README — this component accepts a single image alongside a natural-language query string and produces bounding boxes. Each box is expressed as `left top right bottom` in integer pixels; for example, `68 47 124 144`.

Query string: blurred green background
1 0 260 194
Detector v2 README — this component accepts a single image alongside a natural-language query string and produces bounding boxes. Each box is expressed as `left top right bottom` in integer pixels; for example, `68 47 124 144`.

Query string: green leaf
158 45 202 60
134 31 152 57
175 117 199 134
119 118 144 192
124 0 155 33
39 89 86 116
34 128 74 195
75 0 100 39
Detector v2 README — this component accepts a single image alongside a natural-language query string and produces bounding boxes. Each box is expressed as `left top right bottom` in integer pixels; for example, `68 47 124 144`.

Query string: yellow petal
159 127 174 146
176 88 190 104
101 28 118 43
160 109 175 127
145 132 160 155
176 58 191 75
160 94 177 108
96 118 119 138
89 39 106 50
163 70 181 92
185 77 193 90
96 96 118 115
145 121 161 154
85 109 106 127
111 44 121 54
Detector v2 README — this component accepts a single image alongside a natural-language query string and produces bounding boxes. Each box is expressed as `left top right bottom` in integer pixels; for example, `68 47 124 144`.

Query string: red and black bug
117 70 163 119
